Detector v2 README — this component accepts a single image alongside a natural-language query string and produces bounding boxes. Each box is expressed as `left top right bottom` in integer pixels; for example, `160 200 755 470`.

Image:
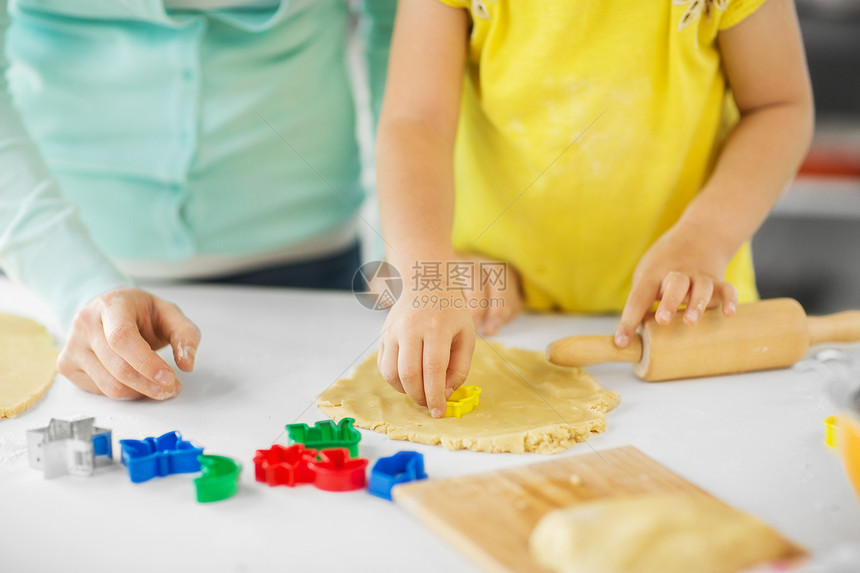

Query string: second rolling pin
546 298 860 381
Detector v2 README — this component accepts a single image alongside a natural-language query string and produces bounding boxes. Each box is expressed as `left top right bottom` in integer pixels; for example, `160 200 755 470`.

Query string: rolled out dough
317 339 620 454
530 494 793 573
0 313 59 418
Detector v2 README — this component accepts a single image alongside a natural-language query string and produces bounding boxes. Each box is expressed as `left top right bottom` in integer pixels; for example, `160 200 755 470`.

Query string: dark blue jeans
204 241 363 291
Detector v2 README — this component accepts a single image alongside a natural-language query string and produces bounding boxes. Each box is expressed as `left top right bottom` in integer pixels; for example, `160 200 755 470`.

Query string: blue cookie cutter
286 418 361 457
368 451 427 501
119 431 204 483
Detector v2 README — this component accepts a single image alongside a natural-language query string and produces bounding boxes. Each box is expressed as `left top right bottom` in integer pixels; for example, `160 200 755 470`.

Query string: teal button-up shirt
0 0 395 328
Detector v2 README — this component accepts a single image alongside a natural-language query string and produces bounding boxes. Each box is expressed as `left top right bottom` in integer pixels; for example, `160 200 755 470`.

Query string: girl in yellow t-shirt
375 0 813 417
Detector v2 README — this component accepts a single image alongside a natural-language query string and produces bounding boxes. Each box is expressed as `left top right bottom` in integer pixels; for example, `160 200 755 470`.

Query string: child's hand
457 252 523 336
378 288 476 418
614 220 738 347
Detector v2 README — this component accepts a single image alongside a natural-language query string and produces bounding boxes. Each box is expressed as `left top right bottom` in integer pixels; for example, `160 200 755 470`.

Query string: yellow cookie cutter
444 386 482 418
824 415 838 448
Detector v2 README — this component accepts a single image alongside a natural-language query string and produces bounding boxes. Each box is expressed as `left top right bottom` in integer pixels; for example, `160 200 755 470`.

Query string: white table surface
1 278 859 573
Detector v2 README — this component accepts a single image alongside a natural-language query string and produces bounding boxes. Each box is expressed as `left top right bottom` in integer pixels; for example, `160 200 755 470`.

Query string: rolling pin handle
807 310 860 346
547 334 643 367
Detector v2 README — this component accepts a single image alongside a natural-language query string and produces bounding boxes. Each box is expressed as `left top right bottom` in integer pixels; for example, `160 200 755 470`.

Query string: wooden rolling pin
547 298 860 381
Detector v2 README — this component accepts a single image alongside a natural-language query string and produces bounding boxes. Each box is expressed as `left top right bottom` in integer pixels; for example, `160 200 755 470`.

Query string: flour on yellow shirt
436 0 766 312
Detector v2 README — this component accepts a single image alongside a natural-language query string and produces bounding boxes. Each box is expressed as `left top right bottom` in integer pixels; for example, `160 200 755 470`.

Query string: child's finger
484 298 511 335
616 280 660 347
398 337 426 407
715 282 739 316
446 330 475 394
655 271 691 325
485 275 522 335
466 283 490 333
379 340 405 394
422 335 452 418
377 340 385 372
683 275 714 325
483 297 505 336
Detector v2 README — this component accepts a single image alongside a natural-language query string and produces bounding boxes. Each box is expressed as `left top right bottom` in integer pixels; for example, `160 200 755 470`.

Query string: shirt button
180 130 190 146
182 69 194 82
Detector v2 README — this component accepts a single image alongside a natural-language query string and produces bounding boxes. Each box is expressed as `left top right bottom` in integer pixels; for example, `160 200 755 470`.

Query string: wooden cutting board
393 446 806 573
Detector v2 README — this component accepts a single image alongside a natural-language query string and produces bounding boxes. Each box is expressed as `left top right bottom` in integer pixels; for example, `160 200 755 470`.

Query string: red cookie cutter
308 448 369 492
253 444 318 487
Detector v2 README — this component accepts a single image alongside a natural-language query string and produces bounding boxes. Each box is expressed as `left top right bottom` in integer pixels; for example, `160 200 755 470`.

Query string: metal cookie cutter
119 431 204 483
195 455 241 503
444 386 482 418
253 444 318 487
368 451 427 501
308 448 369 492
27 418 113 478
286 418 361 457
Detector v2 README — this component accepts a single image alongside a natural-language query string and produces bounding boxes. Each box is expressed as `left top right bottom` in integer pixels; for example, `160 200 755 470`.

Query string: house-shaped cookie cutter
368 451 427 501
253 444 318 487
308 448 369 492
286 418 361 457
27 418 113 478
444 386 482 418
119 431 204 483
195 455 241 503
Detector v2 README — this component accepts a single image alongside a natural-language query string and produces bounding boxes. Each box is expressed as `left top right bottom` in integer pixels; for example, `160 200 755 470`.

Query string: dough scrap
530 494 793 573
317 339 620 454
0 313 59 418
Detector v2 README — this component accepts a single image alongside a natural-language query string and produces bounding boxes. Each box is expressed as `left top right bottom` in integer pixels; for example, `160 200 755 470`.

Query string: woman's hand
58 287 200 400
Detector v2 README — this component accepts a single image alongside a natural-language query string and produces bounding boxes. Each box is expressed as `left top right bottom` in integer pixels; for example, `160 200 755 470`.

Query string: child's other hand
457 252 523 336
614 220 738 347
378 289 476 418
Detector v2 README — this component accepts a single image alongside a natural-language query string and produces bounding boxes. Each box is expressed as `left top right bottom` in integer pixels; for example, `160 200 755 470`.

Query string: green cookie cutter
286 418 361 457
194 455 241 503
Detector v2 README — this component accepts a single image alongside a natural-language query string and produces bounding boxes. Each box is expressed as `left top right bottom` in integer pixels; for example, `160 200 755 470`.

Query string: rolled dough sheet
0 313 59 418
530 493 793 573
317 339 620 454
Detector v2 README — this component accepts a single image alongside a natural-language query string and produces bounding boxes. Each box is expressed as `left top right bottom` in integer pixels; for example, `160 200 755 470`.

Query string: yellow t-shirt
436 0 766 312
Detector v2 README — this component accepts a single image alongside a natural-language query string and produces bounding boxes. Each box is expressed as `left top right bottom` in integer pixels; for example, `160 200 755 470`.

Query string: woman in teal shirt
0 0 395 399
